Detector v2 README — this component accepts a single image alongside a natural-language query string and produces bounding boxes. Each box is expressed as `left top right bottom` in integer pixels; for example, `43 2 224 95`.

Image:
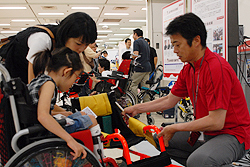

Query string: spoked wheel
184 113 194 122
5 138 102 167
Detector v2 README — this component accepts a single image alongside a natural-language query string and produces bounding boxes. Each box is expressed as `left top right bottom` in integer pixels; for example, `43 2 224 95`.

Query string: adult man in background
145 38 158 72
121 38 133 54
130 28 151 102
124 13 250 166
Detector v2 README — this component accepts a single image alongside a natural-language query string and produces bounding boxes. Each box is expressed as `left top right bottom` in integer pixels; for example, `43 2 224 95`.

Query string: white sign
191 0 227 60
162 0 186 80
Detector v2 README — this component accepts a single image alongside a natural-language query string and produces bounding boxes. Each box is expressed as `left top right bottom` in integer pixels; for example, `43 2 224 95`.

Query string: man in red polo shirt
124 13 250 166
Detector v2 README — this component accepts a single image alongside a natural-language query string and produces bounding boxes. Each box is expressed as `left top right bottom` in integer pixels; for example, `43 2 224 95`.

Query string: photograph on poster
213 43 223 57
213 27 223 41
247 59 250 83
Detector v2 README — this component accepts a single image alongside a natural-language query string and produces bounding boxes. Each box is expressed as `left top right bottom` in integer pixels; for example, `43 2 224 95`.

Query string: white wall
239 0 250 37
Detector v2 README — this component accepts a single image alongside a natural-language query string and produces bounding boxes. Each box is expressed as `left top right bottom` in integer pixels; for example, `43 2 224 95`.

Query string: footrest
128 151 171 167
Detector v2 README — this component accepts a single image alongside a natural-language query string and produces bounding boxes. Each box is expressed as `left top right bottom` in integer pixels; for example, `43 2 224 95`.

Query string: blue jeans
64 112 92 134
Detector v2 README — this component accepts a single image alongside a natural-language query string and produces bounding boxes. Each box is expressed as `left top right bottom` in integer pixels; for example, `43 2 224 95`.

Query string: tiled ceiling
0 0 149 49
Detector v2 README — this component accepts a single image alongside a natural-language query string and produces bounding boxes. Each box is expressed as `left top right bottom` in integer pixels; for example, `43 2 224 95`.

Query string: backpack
1 25 56 84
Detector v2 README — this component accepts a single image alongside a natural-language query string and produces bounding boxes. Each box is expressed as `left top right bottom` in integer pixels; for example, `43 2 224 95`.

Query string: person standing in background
121 38 133 54
130 28 151 102
145 38 158 72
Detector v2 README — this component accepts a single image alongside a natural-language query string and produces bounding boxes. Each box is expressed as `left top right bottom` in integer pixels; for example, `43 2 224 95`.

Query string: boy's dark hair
32 47 83 77
133 28 143 37
56 12 97 48
99 58 110 71
122 51 131 60
166 12 207 48
102 50 108 55
125 38 131 43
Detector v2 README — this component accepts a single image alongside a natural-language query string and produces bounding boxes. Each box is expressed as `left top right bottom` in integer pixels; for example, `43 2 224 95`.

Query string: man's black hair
125 38 131 43
145 38 150 45
166 12 207 48
133 28 143 37
99 58 110 70
101 50 108 55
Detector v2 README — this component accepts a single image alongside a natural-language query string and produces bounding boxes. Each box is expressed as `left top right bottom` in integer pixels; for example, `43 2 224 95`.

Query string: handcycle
0 63 175 167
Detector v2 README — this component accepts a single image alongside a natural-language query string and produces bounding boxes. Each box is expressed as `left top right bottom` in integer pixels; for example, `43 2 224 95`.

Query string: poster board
191 0 227 60
162 0 186 80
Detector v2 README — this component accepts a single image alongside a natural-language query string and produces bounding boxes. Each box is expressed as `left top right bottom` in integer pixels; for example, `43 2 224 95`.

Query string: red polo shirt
171 48 250 149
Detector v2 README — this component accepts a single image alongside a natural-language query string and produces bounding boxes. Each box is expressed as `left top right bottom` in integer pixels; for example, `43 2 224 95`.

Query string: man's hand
123 106 138 117
157 125 176 147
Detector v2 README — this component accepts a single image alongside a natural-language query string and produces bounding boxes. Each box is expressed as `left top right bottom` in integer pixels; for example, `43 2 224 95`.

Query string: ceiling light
11 19 35 22
0 7 27 10
129 20 146 22
96 40 103 42
141 8 146 10
97 36 107 38
1 31 19 33
97 30 112 33
109 38 123 40
38 13 64 15
21 28 27 31
71 7 100 10
44 23 58 25
105 42 118 44
104 13 129 16
114 34 130 36
120 28 136 30
0 24 10 26
99 23 119 26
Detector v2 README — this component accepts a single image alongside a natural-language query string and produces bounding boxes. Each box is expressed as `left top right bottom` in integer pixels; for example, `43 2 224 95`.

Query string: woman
5 12 97 84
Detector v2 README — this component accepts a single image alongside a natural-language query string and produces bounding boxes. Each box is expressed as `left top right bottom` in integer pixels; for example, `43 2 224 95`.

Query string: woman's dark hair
32 47 83 77
122 51 131 60
166 12 207 48
98 59 110 71
56 12 97 48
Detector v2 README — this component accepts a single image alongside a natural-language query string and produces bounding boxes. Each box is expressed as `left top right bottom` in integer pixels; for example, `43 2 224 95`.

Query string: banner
191 0 227 60
162 0 186 80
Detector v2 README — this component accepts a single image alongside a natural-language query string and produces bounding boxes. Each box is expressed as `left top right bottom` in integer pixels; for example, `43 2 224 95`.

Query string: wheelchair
0 63 175 167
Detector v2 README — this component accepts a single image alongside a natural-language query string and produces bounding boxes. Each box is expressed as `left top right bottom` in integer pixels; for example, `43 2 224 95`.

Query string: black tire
146 115 155 125
126 90 137 104
184 113 194 122
5 138 102 167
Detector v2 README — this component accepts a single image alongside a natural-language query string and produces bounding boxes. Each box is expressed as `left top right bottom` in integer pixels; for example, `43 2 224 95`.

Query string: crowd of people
1 10 249 167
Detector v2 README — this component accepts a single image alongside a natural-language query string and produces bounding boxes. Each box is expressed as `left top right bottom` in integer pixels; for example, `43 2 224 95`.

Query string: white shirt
121 47 133 55
26 32 52 64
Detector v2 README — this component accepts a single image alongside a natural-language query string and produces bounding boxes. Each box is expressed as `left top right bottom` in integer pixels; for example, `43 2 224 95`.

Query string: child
27 47 103 160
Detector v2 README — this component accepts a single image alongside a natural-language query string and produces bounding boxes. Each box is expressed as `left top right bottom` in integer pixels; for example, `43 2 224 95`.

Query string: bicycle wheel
126 90 137 105
5 138 102 167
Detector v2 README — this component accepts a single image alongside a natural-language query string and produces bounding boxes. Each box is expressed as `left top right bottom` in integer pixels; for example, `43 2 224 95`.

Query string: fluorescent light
0 7 27 10
71 7 99 10
109 38 123 40
44 23 58 25
114 34 130 36
38 13 64 16
97 30 112 33
99 23 119 26
97 36 107 38
1 31 19 34
21 28 27 31
12 19 35 22
141 7 146 10
0 24 10 26
104 13 129 16
105 42 118 44
129 20 146 22
96 40 103 42
120 28 136 30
